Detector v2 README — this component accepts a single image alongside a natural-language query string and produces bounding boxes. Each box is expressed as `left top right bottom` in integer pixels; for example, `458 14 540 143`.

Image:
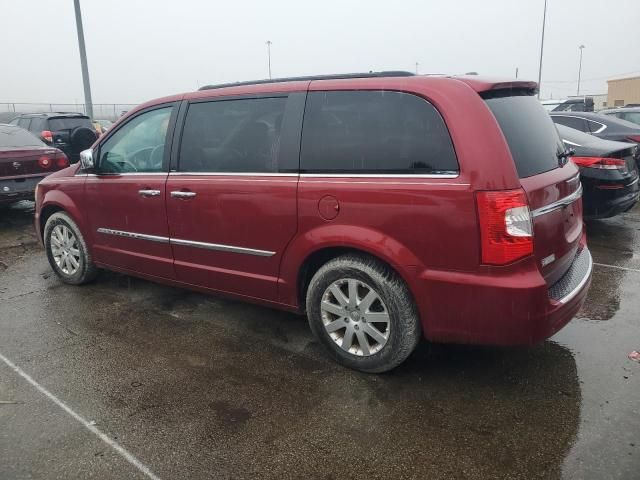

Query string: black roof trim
199 71 415 91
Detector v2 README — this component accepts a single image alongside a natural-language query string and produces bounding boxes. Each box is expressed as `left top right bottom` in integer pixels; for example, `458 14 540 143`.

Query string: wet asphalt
0 201 638 480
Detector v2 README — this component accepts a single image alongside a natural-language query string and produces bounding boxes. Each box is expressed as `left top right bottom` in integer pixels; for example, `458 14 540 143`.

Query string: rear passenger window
17 118 31 130
179 97 286 173
300 91 458 174
552 115 588 132
586 120 604 133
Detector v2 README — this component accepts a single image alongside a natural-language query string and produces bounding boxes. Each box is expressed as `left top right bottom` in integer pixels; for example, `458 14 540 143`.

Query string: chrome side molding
96 228 275 257
531 183 583 218
170 238 274 256
97 228 170 243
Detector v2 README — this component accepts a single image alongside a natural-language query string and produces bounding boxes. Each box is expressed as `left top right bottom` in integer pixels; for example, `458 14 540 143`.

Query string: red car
34 72 592 372
1 124 69 206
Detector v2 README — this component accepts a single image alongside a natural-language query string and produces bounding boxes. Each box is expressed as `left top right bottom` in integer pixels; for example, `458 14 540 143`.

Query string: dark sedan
550 111 640 144
557 124 639 219
0 124 69 206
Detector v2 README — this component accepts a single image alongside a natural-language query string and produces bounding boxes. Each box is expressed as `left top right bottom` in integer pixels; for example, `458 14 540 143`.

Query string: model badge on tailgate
542 254 556 267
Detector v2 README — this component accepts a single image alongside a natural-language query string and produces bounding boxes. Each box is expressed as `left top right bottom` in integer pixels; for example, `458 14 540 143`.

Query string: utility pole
577 45 585 96
537 0 548 99
73 0 93 119
415 62 419 74
266 40 272 79
515 67 519 79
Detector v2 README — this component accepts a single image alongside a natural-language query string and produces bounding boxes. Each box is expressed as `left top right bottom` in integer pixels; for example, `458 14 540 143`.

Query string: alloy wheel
50 224 81 275
320 278 390 356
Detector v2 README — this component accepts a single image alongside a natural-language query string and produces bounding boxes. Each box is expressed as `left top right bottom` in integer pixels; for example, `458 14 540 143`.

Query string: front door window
98 107 172 174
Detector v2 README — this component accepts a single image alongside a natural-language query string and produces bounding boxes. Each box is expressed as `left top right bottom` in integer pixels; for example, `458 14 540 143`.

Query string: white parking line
0 352 161 480
593 262 640 274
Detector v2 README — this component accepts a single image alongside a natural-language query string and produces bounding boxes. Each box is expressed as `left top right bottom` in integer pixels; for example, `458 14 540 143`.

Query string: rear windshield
485 94 564 178
0 126 44 148
48 117 92 131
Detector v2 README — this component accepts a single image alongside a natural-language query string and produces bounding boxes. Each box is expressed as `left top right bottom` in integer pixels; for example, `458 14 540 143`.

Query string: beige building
607 75 640 107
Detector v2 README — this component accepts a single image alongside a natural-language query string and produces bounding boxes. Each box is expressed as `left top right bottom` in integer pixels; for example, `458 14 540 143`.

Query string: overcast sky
2 0 639 105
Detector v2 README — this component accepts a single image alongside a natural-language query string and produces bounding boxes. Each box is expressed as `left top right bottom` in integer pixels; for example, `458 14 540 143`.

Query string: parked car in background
542 97 594 112
556 124 639 219
598 107 640 127
0 124 69 206
9 112 97 163
0 112 21 124
35 72 591 372
550 112 640 144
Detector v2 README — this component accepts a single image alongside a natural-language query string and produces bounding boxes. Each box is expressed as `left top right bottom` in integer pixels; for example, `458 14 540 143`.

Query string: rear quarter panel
279 77 524 312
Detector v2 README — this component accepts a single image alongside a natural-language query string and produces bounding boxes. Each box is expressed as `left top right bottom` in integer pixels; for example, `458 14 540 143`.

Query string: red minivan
34 72 592 372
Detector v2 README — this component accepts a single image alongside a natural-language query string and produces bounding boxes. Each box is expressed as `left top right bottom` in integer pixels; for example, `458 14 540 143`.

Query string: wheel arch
279 225 423 312
39 191 88 244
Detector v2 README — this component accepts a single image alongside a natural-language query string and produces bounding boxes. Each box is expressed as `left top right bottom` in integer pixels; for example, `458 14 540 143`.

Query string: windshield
0 125 44 148
486 94 565 178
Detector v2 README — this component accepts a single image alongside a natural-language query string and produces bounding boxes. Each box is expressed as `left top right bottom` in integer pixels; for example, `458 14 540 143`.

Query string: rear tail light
54 151 69 168
38 155 52 169
626 135 640 143
41 130 53 143
476 189 533 265
572 156 627 172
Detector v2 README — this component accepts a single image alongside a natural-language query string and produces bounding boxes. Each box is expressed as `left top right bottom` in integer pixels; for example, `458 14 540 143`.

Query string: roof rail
199 71 415 91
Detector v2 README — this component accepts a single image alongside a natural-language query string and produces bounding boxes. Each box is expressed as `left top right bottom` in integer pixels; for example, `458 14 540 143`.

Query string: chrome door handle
170 191 197 198
138 189 161 197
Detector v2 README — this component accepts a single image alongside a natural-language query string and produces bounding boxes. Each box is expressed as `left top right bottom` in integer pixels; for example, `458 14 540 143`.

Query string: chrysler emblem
12 161 21 169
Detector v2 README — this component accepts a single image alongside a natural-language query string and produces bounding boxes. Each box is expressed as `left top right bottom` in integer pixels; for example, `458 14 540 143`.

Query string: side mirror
79 149 95 171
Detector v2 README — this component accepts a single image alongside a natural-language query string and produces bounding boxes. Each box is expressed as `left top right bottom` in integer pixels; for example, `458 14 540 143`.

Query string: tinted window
621 112 640 125
179 97 286 173
300 91 458 174
551 115 588 132
17 118 31 130
30 118 46 132
98 107 172 174
485 95 564 178
586 119 605 133
48 117 92 131
0 125 44 147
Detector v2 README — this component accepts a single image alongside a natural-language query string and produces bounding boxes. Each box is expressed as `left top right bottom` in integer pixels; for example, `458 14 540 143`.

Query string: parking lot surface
1 201 638 479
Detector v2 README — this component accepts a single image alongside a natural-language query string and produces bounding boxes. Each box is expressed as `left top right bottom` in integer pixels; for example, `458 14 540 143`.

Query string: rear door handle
170 191 197 199
138 189 161 197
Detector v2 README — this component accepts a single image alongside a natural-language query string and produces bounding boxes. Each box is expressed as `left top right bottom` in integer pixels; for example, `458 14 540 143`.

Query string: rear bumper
583 177 640 219
416 236 591 346
0 176 44 204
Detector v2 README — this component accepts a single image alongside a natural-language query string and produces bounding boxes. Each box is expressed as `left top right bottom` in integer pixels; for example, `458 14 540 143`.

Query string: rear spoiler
455 77 538 96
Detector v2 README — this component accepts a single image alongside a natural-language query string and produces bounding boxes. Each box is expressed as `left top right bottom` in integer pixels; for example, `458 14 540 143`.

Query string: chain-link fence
0 103 138 121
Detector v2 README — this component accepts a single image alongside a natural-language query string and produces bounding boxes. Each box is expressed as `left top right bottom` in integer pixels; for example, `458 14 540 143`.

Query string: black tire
44 212 98 285
306 254 421 373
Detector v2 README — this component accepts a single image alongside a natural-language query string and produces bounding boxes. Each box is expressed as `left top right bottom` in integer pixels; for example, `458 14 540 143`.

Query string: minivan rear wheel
306 254 421 373
44 212 98 285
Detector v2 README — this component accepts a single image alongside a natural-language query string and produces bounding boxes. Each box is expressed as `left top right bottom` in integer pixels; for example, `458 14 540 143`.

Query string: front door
85 105 176 279
165 94 303 301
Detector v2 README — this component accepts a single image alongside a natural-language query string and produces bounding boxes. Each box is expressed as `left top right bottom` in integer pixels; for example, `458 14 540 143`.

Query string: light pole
537 0 548 99
577 45 585 96
266 40 272 79
415 62 419 74
73 0 93 119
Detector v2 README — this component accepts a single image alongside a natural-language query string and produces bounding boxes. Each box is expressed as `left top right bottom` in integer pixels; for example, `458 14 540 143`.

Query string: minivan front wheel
306 254 421 373
44 212 98 285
